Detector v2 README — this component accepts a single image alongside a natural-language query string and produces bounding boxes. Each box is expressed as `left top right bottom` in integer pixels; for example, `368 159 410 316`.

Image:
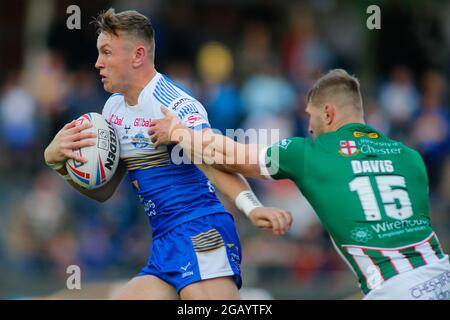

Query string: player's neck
331 117 365 132
123 67 157 106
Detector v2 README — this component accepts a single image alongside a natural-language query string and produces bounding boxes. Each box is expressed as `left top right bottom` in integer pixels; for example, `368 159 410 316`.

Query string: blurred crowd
0 0 449 299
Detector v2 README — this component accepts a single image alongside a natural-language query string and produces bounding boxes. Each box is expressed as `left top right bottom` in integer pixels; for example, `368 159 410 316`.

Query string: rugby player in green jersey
149 69 450 299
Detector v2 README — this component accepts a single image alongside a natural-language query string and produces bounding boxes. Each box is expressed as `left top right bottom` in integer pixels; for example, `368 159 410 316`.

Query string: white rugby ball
66 112 120 190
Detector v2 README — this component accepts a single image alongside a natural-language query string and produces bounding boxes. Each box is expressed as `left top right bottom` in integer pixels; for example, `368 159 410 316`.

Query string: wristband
235 190 263 216
45 161 64 171
46 161 71 181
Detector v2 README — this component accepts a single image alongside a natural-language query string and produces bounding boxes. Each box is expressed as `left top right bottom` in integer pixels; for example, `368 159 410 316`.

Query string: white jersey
102 72 210 162
101 72 226 238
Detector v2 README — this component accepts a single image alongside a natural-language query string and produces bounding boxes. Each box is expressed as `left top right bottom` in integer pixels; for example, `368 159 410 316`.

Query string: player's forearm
54 164 125 202
198 164 263 216
199 164 250 200
172 126 263 178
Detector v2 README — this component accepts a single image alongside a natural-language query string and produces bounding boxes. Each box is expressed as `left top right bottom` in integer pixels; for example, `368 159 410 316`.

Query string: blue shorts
138 212 242 293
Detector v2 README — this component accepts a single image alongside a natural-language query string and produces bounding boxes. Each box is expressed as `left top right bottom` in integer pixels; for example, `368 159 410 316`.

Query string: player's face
306 103 325 139
95 32 134 93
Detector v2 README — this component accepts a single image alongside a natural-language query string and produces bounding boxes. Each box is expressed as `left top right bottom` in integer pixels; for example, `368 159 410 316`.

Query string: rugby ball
66 112 120 190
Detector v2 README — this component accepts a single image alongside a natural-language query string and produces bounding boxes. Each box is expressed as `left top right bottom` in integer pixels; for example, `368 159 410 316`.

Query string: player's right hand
44 120 97 165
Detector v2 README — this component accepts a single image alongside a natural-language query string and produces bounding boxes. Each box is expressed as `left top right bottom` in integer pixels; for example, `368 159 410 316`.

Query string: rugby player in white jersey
44 8 292 300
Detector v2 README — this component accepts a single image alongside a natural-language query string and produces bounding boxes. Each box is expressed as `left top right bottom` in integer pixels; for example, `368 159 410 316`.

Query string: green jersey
262 123 446 294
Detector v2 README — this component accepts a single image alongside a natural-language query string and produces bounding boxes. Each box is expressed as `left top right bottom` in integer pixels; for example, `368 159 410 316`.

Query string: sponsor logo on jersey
353 131 379 139
109 114 124 126
351 227 374 243
339 140 360 156
171 97 192 111
134 117 151 127
131 132 149 149
187 115 203 126
353 138 402 155
370 218 430 238
278 139 292 150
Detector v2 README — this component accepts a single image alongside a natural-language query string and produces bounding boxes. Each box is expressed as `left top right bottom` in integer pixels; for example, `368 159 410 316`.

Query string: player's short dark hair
306 69 363 112
93 8 155 60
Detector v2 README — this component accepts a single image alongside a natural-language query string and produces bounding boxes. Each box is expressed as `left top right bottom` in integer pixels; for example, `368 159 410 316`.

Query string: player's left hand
149 107 184 147
248 207 293 236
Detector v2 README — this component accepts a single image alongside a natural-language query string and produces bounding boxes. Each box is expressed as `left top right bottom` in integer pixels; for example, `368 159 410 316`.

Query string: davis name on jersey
102 73 226 238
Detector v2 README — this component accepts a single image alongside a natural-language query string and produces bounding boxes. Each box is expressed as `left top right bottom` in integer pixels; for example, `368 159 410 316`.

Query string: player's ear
324 103 335 125
132 46 146 68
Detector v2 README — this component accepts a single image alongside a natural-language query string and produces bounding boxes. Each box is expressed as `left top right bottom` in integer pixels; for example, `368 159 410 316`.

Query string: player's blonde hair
306 69 363 113
93 8 155 61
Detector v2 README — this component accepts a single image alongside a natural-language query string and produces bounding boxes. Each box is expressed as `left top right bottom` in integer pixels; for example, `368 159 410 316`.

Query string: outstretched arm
197 163 292 235
150 107 266 178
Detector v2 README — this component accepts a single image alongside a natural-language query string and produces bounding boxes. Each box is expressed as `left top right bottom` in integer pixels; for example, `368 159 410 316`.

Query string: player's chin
102 82 113 92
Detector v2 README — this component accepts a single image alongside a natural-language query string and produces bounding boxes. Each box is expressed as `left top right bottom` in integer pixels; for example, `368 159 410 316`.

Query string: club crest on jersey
339 140 360 156
131 132 149 149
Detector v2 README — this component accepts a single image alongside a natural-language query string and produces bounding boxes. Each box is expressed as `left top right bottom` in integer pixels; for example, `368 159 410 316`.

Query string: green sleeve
264 137 306 180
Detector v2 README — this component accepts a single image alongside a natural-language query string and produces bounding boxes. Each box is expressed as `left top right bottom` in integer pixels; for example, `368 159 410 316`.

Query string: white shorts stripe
196 246 234 280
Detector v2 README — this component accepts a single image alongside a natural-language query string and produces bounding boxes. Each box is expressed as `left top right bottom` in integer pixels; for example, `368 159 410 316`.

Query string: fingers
284 211 293 229
149 119 161 128
63 139 97 150
150 134 161 147
268 213 282 236
63 120 77 130
276 210 292 235
62 149 88 163
262 209 292 236
255 220 271 229
65 122 93 135
160 106 172 116
71 130 97 142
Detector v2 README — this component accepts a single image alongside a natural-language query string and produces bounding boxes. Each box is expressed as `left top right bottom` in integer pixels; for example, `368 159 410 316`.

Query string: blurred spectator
378 65 420 140
0 72 37 174
365 97 390 134
281 6 334 89
197 42 242 134
410 70 450 190
236 22 275 81
62 69 108 123
7 170 76 276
